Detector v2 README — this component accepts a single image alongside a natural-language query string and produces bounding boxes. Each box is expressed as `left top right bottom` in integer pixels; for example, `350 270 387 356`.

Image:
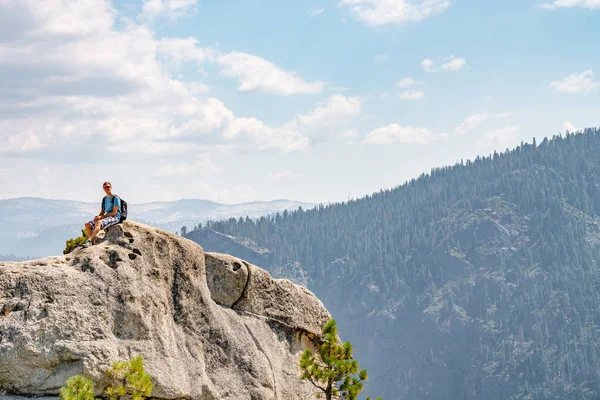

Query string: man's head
103 181 113 196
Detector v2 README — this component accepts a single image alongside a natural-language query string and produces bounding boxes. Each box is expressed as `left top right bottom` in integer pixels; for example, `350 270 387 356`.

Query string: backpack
102 195 128 223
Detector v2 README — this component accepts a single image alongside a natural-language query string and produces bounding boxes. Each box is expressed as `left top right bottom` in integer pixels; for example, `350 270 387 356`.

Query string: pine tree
59 375 95 400
104 355 153 400
300 319 381 400
64 229 89 255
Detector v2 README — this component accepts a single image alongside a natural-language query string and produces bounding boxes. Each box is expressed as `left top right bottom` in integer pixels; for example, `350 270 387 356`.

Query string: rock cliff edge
0 221 331 399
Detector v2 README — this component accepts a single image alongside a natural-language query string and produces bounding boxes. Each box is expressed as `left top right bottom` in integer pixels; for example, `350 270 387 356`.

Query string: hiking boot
82 240 92 248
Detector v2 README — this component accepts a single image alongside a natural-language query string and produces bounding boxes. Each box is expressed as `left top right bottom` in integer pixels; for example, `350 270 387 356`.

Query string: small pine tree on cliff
60 356 152 400
104 355 153 400
64 229 89 255
299 319 381 400
60 375 95 400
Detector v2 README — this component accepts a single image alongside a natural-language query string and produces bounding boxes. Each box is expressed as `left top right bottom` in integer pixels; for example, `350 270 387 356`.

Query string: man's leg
84 222 92 239
88 221 103 243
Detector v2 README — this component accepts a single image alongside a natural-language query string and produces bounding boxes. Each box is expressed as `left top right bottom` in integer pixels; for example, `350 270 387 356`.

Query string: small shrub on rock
64 229 89 255
104 355 153 400
59 375 95 400
60 356 152 400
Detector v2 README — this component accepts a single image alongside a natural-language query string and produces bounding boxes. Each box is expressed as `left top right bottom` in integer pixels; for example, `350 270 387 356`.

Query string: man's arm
94 208 104 222
103 206 118 218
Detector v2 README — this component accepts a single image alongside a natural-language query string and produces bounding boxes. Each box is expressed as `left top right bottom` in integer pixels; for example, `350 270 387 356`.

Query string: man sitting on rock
82 181 121 248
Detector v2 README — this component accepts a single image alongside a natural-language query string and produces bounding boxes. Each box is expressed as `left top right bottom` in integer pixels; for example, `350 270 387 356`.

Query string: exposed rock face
0 222 331 399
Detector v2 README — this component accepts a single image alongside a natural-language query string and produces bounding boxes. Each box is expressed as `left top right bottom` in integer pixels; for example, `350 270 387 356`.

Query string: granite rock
0 221 330 399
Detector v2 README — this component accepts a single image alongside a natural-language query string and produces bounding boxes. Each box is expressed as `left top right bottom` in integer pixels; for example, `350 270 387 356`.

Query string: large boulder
204 252 330 339
0 221 330 399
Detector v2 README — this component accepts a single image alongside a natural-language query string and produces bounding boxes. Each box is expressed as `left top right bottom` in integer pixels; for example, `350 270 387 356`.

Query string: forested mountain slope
187 128 600 400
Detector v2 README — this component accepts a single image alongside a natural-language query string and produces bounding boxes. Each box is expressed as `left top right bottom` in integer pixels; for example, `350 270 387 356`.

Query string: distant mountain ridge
0 197 315 258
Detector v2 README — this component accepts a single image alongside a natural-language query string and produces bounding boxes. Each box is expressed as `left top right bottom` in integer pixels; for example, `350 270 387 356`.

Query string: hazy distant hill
188 128 600 400
0 198 314 258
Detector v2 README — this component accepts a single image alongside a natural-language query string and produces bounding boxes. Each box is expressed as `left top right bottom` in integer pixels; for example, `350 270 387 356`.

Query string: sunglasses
103 185 111 189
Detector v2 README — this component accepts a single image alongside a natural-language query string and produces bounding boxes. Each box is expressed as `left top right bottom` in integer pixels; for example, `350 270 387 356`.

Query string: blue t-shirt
102 196 121 220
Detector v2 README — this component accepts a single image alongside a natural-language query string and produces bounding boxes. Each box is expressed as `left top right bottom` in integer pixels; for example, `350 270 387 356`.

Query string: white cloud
399 90 424 100
221 94 362 150
339 129 358 138
0 0 374 212
423 56 466 72
268 171 304 181
140 0 198 20
441 56 466 71
378 91 389 98
549 70 600 94
297 94 362 126
562 120 580 132
167 99 235 138
454 113 488 135
453 112 514 136
0 0 327 158
157 37 216 69
217 52 326 95
539 0 600 10
339 0 451 26
363 124 432 145
154 157 219 177
223 118 310 153
209 49 330 97
396 78 424 88
309 6 325 16
477 125 520 147
217 52 325 96
0 0 116 38
422 58 435 72
3 131 44 152
374 54 388 62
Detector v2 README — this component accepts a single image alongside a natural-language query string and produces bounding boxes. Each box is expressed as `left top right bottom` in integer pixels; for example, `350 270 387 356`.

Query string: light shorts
88 216 119 230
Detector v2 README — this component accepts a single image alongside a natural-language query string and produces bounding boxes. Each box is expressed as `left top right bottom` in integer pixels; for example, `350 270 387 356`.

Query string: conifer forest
188 128 600 400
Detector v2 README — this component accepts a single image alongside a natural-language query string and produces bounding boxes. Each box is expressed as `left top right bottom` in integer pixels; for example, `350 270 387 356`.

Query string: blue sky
0 0 599 204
